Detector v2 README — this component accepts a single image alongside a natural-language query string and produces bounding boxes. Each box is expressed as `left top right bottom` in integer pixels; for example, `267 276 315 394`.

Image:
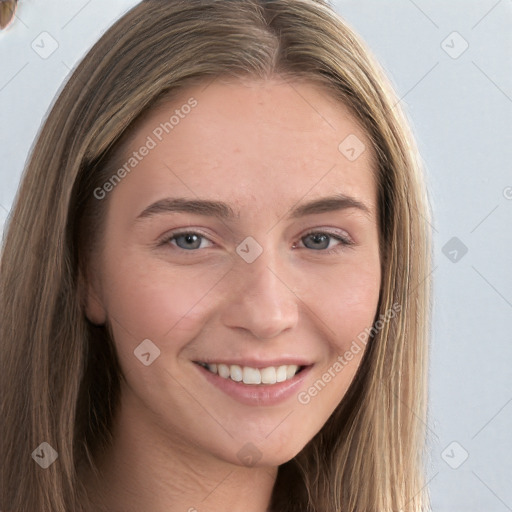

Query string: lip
194 362 314 406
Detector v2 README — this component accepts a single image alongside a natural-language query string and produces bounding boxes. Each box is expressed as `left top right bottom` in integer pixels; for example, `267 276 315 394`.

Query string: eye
295 230 354 254
158 229 354 254
159 231 214 251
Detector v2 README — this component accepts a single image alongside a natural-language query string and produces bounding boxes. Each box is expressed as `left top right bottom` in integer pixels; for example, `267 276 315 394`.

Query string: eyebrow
136 193 372 221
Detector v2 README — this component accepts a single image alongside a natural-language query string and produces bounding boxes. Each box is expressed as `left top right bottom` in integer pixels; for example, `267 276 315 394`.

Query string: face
86 77 381 467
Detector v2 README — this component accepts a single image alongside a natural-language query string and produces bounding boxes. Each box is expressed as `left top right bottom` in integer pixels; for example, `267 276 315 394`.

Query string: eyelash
157 229 354 255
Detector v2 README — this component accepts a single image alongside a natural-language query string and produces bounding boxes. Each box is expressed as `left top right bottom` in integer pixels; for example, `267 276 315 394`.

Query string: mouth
193 361 307 385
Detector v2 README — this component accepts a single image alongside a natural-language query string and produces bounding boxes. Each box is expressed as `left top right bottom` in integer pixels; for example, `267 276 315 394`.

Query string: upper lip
193 358 314 368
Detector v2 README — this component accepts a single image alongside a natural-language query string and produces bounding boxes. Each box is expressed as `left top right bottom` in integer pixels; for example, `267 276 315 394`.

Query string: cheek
101 253 229 356
299 259 381 349
292 263 380 426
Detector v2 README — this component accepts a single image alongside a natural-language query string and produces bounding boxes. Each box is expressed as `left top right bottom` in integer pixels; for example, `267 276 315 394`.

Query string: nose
220 252 299 340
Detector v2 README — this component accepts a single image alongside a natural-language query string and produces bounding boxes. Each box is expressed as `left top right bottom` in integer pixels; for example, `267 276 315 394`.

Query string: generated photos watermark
93 97 198 200
297 302 402 405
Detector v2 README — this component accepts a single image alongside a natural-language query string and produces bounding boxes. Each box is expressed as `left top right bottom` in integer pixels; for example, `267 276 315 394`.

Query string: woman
0 1 432 510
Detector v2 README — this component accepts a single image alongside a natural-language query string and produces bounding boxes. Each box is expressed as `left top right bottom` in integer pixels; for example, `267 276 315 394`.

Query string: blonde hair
0 1 432 510
0 0 17 30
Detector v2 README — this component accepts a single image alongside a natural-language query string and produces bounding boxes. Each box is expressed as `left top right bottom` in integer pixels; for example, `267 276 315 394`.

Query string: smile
193 359 314 406
195 362 303 385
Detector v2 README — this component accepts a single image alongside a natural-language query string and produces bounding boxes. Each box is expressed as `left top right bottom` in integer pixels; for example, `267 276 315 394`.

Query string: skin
83 76 381 512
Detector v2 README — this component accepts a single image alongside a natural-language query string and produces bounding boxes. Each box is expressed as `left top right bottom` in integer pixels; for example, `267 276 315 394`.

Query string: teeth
276 365 287 382
230 364 243 382
260 367 276 384
243 367 261 384
218 363 230 379
199 362 300 385
286 365 297 379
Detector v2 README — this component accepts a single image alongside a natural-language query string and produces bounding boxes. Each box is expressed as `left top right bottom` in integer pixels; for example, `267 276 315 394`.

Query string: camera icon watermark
32 442 59 469
134 338 161 366
338 134 366 162
441 441 469 469
236 236 263 263
31 32 59 59
442 236 468 263
236 442 262 466
441 31 469 59
503 186 512 200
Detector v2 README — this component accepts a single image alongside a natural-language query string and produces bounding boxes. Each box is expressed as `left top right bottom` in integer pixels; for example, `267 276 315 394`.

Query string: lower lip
194 363 313 406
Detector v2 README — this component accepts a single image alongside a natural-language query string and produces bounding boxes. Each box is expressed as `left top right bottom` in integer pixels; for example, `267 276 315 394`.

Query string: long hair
0 1 432 510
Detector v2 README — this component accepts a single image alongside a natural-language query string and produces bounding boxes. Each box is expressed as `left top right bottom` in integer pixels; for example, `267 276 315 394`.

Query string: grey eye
173 233 204 250
0 0 18 30
302 232 332 250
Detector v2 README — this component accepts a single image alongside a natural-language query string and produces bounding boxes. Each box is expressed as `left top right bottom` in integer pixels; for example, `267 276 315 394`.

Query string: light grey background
1 1 511 510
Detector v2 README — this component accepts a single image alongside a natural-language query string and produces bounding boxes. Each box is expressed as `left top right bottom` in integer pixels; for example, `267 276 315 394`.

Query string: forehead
109 77 377 218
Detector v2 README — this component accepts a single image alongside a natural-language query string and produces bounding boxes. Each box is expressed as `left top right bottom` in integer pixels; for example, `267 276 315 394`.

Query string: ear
78 268 107 325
